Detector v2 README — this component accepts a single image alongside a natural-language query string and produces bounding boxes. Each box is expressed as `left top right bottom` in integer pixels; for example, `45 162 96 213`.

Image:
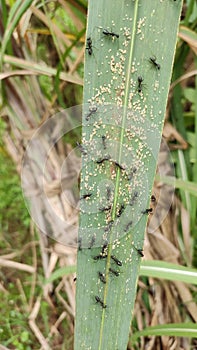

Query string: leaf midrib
98 1 140 349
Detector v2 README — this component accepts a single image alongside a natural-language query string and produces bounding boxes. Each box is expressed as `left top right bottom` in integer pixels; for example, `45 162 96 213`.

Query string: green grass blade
75 1 183 349
140 260 197 285
0 0 34 106
0 0 34 60
1 0 13 56
131 323 197 343
44 266 76 284
156 174 197 196
2 55 83 85
42 259 197 286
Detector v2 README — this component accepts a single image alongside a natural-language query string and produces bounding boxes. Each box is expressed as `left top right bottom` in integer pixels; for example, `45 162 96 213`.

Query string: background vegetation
0 0 197 349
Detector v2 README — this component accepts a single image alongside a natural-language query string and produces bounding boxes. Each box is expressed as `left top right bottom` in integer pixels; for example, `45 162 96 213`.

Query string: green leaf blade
75 1 183 349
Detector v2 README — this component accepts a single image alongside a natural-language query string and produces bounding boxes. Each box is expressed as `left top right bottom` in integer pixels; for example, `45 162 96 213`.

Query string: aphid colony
77 132 155 309
77 9 169 309
85 28 161 96
77 108 155 309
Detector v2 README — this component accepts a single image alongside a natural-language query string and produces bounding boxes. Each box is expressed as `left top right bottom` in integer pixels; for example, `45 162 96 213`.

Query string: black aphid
93 254 107 261
136 249 144 257
86 37 93 56
128 166 137 180
133 245 144 257
95 295 107 309
142 208 153 214
137 76 144 93
80 193 92 200
124 220 133 232
96 155 111 164
129 191 138 204
77 237 82 251
111 255 122 266
103 29 119 38
88 235 96 249
76 142 87 155
109 267 120 277
106 186 112 201
114 161 126 170
101 241 108 255
117 203 125 218
149 56 161 70
104 220 114 232
85 106 97 121
98 271 106 284
99 205 112 212
73 276 77 282
151 195 156 202
102 135 107 149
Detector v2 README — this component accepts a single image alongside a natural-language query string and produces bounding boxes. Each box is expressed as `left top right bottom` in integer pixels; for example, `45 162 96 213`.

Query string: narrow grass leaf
131 323 197 343
140 260 197 285
75 1 183 349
